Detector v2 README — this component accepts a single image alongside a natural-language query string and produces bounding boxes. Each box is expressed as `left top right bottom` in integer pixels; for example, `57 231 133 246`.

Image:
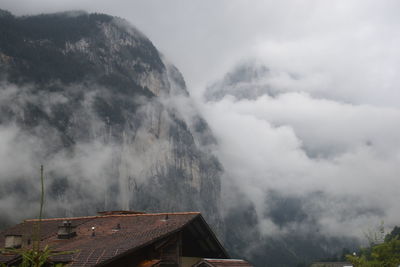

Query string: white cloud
201 90 400 237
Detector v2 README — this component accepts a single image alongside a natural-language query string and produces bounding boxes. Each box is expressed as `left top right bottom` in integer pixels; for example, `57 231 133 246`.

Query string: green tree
347 226 400 267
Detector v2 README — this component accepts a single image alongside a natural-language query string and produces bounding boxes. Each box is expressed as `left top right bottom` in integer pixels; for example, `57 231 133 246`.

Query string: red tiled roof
0 212 200 266
199 258 253 267
0 254 18 265
96 211 146 216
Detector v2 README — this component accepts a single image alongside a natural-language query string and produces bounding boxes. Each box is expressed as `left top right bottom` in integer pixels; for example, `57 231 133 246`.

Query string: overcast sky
2 0 400 237
2 0 399 105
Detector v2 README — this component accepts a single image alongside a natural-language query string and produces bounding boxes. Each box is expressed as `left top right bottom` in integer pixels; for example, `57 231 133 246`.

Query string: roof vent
57 221 76 239
111 223 121 233
5 235 22 249
161 214 169 222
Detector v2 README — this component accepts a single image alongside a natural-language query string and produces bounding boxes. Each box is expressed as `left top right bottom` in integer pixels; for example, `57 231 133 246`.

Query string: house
0 211 252 267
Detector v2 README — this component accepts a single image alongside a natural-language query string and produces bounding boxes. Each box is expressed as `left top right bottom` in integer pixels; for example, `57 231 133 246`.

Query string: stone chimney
57 221 76 239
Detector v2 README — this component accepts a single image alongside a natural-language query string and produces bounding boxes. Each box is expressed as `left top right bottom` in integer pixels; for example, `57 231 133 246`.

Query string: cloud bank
1 0 400 240
203 90 400 237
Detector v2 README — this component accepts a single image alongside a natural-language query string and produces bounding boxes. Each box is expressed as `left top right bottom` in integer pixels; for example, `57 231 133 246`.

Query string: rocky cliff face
0 10 222 228
204 60 285 102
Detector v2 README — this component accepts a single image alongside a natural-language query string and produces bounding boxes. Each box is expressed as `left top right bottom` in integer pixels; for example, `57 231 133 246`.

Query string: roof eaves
196 215 230 258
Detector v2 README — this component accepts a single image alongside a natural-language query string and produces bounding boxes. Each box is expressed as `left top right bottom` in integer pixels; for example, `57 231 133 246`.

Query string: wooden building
0 211 252 267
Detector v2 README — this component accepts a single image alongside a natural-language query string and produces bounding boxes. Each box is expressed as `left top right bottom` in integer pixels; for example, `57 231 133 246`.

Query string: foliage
1 245 70 267
385 226 400 242
346 226 400 267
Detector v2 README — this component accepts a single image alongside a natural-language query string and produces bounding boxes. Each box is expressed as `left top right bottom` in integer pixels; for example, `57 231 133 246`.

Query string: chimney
57 221 76 239
5 235 22 249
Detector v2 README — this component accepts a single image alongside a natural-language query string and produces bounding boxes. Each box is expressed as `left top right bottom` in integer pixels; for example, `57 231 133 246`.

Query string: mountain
205 61 360 266
0 10 222 231
204 61 276 101
0 9 359 266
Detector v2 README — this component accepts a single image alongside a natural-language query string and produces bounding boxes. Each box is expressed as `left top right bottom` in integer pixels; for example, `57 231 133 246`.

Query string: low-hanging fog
2 0 400 240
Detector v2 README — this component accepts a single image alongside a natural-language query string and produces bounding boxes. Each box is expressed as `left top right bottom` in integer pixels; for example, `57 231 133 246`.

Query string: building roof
0 211 228 266
194 258 253 267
